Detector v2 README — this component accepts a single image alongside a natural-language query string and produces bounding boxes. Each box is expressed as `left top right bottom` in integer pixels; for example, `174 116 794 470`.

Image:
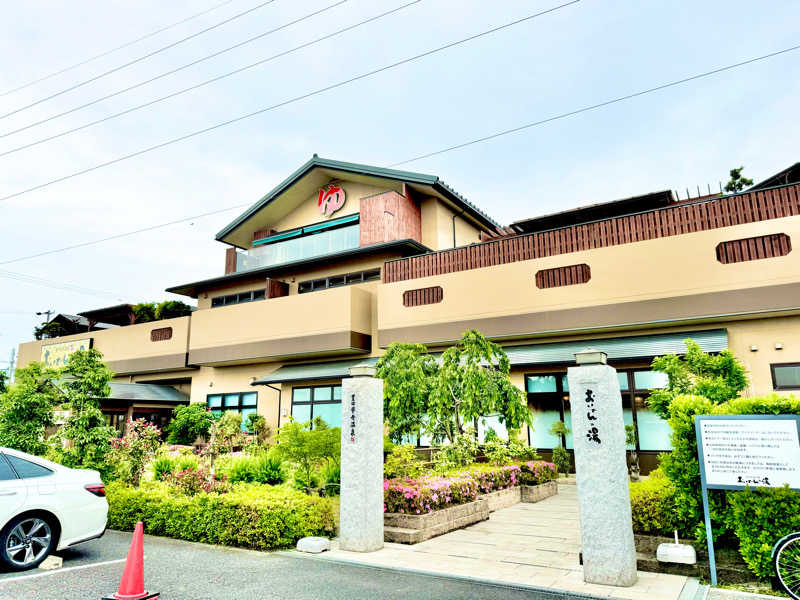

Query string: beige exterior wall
189 285 373 357
378 216 800 343
726 316 800 397
267 181 393 240
419 197 483 250
17 316 191 374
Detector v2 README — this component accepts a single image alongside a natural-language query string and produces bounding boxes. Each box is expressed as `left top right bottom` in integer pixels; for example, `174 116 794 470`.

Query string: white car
0 447 108 570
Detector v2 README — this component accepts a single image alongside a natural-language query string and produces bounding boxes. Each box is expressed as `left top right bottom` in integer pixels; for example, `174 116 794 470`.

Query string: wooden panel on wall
535 264 591 289
383 184 800 283
253 227 275 242
403 286 444 307
360 190 422 247
224 247 237 275
266 278 289 299
150 327 173 342
716 233 791 264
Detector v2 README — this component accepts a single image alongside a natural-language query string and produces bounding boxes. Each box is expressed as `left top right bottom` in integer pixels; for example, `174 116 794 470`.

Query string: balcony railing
235 223 360 272
383 184 800 283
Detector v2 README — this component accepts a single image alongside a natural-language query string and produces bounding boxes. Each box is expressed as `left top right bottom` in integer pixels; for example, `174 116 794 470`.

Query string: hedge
629 469 681 536
106 481 335 550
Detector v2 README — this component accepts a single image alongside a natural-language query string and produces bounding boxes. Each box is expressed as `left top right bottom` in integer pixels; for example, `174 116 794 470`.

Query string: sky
1 0 799 374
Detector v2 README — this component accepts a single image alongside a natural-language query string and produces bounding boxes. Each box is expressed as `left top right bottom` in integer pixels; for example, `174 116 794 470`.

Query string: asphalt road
0 530 598 600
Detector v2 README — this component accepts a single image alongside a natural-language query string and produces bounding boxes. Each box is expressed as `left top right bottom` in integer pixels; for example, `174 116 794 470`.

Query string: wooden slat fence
383 184 800 283
715 233 792 264
402 286 444 307
535 264 591 289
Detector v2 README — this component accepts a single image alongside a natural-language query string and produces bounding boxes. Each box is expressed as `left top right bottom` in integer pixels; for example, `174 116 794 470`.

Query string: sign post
694 414 800 585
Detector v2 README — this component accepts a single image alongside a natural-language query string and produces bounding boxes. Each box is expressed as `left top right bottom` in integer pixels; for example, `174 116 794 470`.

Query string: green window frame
207 392 259 431
291 385 342 429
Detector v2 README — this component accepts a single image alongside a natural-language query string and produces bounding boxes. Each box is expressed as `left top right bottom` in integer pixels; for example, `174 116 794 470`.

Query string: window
298 269 381 294
211 289 266 308
238 222 361 271
5 455 52 479
0 456 17 481
291 385 342 428
772 363 800 390
207 392 258 431
525 368 672 453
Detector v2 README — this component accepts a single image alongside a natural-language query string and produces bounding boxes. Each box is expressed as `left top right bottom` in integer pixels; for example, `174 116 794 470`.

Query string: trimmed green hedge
107 481 335 550
629 469 680 536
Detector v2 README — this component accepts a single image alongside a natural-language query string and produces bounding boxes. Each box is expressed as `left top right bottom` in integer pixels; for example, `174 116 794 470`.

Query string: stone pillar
339 364 384 552
567 349 637 587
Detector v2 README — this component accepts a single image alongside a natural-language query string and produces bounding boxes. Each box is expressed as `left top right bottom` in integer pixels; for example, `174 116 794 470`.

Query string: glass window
313 403 341 429
526 375 558 393
0 456 17 481
6 455 52 479
479 415 508 442
618 372 630 391
297 267 382 295
528 395 563 448
291 385 342 429
633 370 668 390
211 289 266 308
291 403 311 423
773 364 800 389
207 392 259 431
313 387 332 402
635 396 672 451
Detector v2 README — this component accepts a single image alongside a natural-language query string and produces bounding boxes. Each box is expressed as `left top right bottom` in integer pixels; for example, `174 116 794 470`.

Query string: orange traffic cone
102 521 159 600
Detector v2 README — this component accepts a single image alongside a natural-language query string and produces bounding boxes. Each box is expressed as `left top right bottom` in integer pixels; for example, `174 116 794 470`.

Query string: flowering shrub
167 466 228 496
109 419 162 487
384 461 557 514
518 460 558 486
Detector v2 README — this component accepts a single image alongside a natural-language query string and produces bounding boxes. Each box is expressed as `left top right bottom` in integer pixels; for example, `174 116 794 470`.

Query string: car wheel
0 515 56 571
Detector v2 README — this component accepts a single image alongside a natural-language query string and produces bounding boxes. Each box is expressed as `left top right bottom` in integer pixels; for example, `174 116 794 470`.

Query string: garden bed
385 480 558 544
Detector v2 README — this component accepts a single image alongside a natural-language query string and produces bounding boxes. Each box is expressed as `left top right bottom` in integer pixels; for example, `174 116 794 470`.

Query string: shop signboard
40 338 93 368
695 414 800 584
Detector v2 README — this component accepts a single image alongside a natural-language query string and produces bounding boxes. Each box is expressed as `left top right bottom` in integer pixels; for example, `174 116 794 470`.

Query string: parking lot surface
0 530 602 599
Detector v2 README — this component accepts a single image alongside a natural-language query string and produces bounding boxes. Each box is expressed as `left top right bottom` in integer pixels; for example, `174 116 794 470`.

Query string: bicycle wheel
774 533 800 600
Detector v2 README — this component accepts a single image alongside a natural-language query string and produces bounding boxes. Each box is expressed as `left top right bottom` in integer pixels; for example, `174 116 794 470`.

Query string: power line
389 43 800 167
0 0 237 98
0 0 278 121
0 1 579 204
0 0 352 141
0 269 124 300
0 204 251 265
1 0 413 150
1 42 797 267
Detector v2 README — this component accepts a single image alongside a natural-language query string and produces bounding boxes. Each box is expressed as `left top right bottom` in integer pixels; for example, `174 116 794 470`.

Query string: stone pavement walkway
318 484 689 600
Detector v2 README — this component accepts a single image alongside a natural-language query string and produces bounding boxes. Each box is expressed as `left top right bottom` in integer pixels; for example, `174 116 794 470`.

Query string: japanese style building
16 156 800 471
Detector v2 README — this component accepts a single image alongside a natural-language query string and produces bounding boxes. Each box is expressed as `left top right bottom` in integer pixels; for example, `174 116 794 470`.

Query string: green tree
273 418 340 494
110 418 162 486
166 403 213 444
155 300 192 320
648 339 748 419
131 303 157 323
377 330 531 444
50 349 115 472
0 371 6 394
33 321 69 340
0 362 61 455
724 166 754 193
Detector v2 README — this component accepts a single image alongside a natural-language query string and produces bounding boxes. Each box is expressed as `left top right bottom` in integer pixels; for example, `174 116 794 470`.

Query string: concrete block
656 543 697 565
296 537 331 554
38 555 63 570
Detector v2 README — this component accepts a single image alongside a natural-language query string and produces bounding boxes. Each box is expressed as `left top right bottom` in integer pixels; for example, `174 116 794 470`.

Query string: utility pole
36 309 54 322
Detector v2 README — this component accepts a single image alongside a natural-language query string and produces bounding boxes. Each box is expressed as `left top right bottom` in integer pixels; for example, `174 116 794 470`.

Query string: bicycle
773 532 800 600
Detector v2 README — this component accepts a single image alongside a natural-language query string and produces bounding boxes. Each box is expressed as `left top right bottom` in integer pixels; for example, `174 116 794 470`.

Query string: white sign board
697 416 800 490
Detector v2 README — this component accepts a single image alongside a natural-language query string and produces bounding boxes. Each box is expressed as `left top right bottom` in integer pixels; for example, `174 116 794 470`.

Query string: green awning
503 328 727 366
253 357 380 386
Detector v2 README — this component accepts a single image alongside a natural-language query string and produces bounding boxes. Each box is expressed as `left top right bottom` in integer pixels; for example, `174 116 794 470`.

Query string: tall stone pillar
567 349 637 587
339 364 384 552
